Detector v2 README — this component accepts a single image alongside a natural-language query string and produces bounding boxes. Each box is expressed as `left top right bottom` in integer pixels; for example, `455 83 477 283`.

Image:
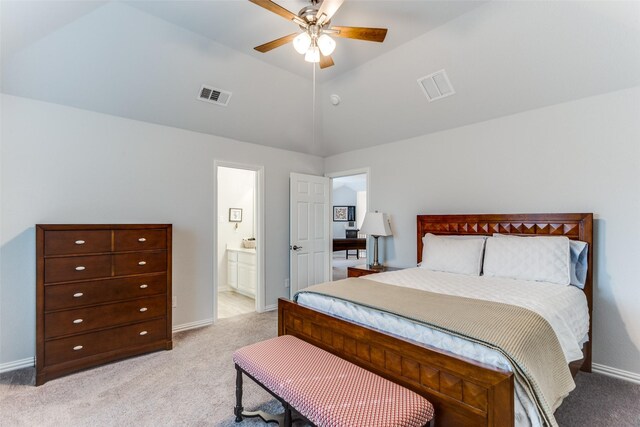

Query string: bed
278 213 593 427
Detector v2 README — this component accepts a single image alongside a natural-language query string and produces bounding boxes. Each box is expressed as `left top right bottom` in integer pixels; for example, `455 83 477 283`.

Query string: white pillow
421 233 486 276
484 235 571 285
492 234 588 288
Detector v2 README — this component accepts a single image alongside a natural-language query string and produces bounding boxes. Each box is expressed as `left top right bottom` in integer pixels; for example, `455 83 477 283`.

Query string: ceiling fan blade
249 0 299 22
319 53 335 69
254 33 298 53
316 0 344 25
331 26 388 43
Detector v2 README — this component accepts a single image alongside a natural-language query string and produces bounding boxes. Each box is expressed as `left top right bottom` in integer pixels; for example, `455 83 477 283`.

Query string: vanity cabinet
226 248 256 297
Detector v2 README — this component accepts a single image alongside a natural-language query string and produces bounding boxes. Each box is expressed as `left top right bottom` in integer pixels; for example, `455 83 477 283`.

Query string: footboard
278 298 514 427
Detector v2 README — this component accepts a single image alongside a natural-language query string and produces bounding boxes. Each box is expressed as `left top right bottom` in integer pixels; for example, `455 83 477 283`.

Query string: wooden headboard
417 213 594 372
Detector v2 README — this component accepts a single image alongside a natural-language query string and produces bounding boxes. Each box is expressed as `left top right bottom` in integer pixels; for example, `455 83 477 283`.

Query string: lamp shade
293 32 311 55
317 34 336 56
360 212 392 237
304 45 320 63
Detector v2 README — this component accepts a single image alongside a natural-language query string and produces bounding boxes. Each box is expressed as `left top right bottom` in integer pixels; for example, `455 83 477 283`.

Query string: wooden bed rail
279 298 514 427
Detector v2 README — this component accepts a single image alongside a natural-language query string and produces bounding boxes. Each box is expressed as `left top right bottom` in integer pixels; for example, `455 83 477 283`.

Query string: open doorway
215 164 264 320
328 171 368 280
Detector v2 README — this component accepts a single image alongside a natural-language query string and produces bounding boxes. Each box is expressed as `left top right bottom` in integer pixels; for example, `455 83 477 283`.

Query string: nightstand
347 264 403 278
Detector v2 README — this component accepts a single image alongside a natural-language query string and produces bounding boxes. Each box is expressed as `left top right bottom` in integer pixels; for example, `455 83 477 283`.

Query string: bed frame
278 213 593 427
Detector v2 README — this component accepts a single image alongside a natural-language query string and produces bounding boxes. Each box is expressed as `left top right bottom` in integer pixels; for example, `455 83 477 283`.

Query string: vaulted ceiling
2 1 639 157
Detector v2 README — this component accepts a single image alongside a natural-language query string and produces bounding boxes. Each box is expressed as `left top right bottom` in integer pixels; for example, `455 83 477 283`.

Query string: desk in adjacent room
332 238 366 259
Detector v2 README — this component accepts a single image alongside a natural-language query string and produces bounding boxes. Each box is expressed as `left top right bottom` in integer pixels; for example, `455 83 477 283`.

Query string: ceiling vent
417 70 455 102
198 85 232 107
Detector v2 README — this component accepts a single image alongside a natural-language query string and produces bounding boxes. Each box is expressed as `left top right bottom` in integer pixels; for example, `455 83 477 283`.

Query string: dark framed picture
229 208 243 222
333 206 355 222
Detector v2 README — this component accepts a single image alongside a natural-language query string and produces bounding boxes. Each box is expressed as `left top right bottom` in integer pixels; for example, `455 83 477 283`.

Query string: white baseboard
592 363 640 384
0 357 34 374
172 318 214 333
263 304 277 312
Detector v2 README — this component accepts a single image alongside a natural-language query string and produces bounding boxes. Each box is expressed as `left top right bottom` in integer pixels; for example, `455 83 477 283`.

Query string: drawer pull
139 284 148 289
139 331 148 336
75 266 86 271
138 237 147 242
75 240 86 245
73 292 84 298
139 307 148 312
138 261 147 266
73 345 83 351
73 319 83 324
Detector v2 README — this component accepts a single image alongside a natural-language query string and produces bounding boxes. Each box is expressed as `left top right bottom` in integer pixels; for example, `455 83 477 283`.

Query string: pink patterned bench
233 335 435 426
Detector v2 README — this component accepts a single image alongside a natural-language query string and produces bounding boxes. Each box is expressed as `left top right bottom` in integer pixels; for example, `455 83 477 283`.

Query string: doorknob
290 245 303 251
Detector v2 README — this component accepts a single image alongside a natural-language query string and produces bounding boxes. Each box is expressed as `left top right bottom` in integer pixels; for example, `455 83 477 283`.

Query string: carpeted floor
1 310 639 426
332 252 365 280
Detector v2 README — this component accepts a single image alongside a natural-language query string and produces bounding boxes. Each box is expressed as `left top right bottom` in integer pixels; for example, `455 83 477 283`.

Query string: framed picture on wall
229 208 243 222
333 206 355 222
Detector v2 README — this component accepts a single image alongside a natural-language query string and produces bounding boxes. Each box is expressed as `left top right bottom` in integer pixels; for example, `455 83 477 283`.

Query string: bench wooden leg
234 364 244 422
283 403 292 427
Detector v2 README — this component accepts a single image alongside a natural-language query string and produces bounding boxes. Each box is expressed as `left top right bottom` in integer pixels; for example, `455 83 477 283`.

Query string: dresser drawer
44 230 112 256
44 275 167 311
44 255 112 283
114 229 166 251
44 317 167 366
45 295 166 339
113 251 167 276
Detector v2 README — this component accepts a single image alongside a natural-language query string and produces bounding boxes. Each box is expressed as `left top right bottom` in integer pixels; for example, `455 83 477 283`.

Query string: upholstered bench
233 335 435 426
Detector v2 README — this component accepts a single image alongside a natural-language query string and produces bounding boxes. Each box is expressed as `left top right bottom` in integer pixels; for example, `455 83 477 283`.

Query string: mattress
295 268 590 427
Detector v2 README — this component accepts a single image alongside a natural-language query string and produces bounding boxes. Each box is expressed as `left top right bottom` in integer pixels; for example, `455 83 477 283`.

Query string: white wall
217 167 256 292
324 87 640 376
0 94 323 366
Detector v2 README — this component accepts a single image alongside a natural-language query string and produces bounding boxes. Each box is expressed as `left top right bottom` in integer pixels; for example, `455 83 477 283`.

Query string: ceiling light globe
317 34 336 56
293 32 312 55
304 46 320 63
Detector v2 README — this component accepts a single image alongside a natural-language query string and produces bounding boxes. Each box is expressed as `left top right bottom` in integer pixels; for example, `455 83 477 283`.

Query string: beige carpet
2 310 639 426
1 311 279 426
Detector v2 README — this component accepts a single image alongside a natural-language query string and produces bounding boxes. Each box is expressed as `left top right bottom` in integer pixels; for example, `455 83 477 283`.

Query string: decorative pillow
421 233 487 276
492 234 588 288
483 235 571 285
569 240 589 289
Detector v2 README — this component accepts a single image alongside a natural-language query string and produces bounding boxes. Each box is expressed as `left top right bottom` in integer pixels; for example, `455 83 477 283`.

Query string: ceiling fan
249 0 388 69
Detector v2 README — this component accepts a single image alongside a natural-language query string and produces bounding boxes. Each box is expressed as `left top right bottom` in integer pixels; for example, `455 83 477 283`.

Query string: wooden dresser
36 224 172 385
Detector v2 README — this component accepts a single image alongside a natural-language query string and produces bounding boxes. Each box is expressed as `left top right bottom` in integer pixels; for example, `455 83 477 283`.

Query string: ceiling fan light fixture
293 32 312 55
317 34 336 56
304 45 320 63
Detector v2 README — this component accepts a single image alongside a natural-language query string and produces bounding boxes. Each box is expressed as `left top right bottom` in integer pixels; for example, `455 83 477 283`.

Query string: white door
290 173 331 297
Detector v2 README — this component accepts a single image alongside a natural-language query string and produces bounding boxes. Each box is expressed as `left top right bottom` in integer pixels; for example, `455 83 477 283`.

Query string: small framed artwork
229 208 243 222
333 206 355 222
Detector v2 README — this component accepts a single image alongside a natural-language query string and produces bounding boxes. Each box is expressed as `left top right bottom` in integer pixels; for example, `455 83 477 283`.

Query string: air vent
417 70 455 102
197 85 232 107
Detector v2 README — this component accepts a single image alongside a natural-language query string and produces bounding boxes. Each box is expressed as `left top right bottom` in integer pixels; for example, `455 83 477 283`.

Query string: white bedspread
296 268 590 427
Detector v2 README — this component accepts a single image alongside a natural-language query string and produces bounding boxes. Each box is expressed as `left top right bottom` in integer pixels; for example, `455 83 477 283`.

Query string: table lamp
360 212 393 269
